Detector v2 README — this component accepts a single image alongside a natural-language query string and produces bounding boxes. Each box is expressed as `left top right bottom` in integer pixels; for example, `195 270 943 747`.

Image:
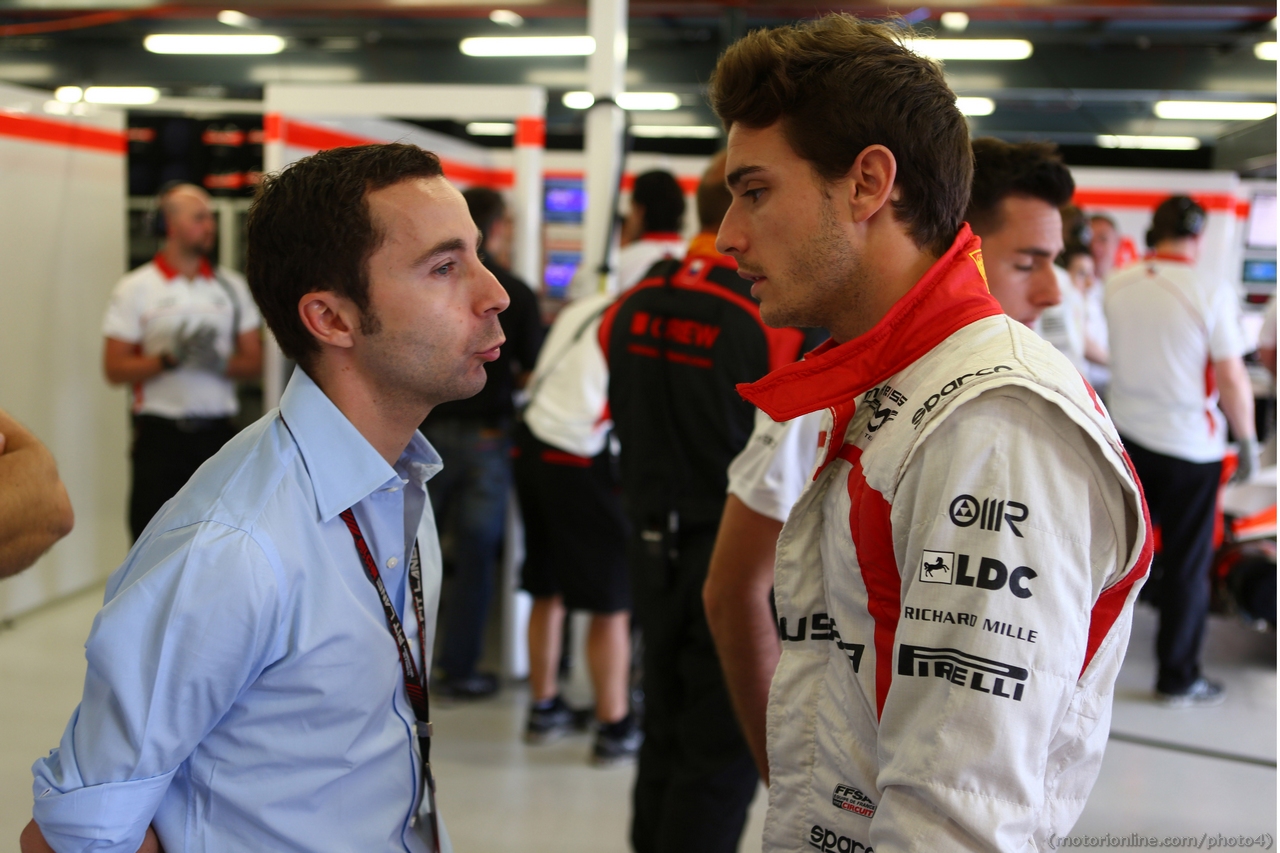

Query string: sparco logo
832 785 877 818
809 824 874 853
949 495 1028 537
911 365 1013 427
917 550 1036 599
898 643 1027 701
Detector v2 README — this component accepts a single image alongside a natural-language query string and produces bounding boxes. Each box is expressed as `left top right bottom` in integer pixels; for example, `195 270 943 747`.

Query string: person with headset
1105 195 1258 708
102 182 262 541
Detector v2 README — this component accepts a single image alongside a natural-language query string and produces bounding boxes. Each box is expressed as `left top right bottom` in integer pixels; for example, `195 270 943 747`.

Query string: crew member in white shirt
1106 195 1258 707
102 182 262 540
614 170 688 292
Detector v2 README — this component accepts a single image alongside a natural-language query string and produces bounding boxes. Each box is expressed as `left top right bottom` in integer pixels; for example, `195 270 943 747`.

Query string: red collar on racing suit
737 224 1002 421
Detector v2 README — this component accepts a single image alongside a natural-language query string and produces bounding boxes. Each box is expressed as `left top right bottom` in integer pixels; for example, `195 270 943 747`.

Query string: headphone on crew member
1145 195 1206 248
147 180 188 238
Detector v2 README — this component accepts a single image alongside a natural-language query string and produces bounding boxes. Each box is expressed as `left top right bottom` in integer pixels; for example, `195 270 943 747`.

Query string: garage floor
0 585 1273 851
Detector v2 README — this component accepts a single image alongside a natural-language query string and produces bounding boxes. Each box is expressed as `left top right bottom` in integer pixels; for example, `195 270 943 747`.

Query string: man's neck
1153 237 1197 262
828 228 939 344
160 243 205 279
307 359 428 467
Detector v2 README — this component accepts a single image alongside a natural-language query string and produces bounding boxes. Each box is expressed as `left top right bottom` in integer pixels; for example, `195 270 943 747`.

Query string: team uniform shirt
1258 294 1277 352
726 407 824 523
32 368 450 853
600 233 808 527
1105 255 1246 462
101 255 260 419
615 232 688 293
1083 280 1111 391
737 225 1151 853
1034 267 1087 374
523 292 615 458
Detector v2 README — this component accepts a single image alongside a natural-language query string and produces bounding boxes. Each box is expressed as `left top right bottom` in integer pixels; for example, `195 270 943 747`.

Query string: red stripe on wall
0 112 125 154
515 116 546 148
1073 188 1243 215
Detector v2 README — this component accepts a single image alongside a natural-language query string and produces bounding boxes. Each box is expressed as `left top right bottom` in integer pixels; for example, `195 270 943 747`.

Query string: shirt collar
154 252 215 281
279 368 443 522
738 223 1002 421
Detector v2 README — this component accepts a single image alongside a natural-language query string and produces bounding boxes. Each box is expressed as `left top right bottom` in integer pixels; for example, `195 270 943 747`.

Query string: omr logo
949 494 1028 537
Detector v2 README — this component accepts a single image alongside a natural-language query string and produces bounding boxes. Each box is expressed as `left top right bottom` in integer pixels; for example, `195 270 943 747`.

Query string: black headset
147 180 187 238
1146 195 1206 248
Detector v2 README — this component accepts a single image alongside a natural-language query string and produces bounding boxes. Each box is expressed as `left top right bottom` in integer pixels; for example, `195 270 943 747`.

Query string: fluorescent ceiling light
460 36 594 57
905 39 1033 61
216 10 260 29
563 91 679 110
1096 135 1201 151
1255 41 1277 61
956 97 995 116
84 86 160 105
54 85 83 103
466 121 515 136
619 92 680 110
630 125 720 139
144 34 285 55
489 10 524 27
939 12 970 32
1154 100 1277 121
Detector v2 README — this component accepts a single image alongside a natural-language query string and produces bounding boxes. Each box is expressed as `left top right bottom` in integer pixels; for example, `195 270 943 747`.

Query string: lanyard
339 507 441 852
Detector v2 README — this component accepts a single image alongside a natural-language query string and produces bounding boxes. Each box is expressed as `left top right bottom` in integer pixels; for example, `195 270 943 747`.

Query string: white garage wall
0 83 129 619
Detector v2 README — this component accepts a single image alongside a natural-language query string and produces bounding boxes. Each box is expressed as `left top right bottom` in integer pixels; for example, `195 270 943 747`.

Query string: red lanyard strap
340 507 440 851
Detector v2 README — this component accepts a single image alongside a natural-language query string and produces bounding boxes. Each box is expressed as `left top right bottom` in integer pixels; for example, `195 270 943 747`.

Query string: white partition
0 83 128 618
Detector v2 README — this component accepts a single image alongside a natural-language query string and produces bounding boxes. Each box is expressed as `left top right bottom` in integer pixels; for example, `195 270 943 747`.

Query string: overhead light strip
144 34 285 55
563 92 680 110
1154 100 1277 121
1255 41 1277 61
466 122 515 136
460 36 594 57
905 39 1033 61
630 125 720 139
956 97 995 116
1096 135 1202 151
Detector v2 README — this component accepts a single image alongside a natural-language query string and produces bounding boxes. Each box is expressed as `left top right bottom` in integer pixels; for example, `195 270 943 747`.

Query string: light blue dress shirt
32 368 452 853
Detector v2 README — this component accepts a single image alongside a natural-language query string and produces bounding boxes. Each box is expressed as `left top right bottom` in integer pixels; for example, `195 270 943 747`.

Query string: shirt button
387 557 399 569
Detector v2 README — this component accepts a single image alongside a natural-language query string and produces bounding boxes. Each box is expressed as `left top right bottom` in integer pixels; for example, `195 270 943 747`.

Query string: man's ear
298 291 359 352
845 144 898 225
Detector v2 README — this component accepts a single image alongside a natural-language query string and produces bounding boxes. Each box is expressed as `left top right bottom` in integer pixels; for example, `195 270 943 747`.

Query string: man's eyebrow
725 165 765 189
1016 247 1056 258
411 235 471 268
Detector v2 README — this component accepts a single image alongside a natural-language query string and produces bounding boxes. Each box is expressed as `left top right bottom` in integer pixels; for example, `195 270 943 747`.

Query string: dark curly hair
246 143 443 369
967 138 1075 237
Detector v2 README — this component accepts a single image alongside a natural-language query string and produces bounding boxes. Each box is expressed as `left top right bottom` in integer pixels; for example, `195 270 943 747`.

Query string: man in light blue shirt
22 142 509 853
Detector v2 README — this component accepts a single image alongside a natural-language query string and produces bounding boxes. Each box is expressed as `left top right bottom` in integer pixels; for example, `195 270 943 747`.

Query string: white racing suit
738 225 1153 853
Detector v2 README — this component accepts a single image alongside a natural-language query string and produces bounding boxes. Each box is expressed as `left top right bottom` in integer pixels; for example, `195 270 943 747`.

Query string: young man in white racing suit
707 15 1152 852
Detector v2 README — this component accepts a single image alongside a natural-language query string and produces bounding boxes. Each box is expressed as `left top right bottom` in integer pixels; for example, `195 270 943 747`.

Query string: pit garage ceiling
0 1 1275 163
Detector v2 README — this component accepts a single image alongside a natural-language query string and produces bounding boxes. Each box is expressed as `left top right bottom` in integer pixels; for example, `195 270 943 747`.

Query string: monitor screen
545 181 586 224
1246 194 1277 249
1243 258 1277 283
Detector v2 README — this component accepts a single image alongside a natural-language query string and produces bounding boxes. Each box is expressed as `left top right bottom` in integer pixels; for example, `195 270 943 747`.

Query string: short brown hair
967 138 1074 237
708 14 972 257
246 143 443 368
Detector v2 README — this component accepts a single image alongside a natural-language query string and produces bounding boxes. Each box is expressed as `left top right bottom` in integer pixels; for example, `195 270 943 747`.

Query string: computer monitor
1246 194 1277 250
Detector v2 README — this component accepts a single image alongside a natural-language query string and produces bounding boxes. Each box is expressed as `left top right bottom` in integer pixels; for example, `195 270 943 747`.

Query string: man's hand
22 820 164 853
174 324 225 373
703 494 785 784
0 408 74 577
1233 435 1260 484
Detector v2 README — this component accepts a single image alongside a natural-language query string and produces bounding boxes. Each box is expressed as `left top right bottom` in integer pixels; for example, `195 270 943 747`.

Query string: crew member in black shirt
423 187 544 698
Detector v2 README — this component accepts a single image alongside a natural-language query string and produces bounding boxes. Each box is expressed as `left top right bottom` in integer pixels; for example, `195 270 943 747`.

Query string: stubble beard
762 195 866 334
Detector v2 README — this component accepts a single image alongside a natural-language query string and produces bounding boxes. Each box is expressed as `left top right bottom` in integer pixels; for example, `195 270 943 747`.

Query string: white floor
0 586 1273 851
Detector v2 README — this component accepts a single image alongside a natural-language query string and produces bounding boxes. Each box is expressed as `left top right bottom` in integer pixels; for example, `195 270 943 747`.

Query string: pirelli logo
897 644 1027 702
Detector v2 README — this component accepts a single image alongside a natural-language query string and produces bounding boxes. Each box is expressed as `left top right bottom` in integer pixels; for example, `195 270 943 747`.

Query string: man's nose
715 203 745 257
1033 266 1061 307
480 267 510 315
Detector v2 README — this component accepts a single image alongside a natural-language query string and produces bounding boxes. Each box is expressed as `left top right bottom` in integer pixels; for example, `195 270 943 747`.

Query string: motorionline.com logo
1048 832 1274 849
